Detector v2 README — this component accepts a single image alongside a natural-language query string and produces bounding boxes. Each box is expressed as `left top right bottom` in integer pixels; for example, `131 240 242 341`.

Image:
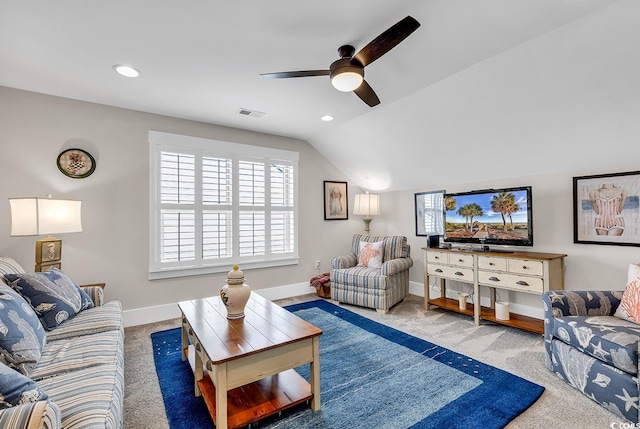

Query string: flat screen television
443 186 533 248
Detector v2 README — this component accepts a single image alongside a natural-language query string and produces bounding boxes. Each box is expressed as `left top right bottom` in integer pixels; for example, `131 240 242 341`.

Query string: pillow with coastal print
4 268 94 330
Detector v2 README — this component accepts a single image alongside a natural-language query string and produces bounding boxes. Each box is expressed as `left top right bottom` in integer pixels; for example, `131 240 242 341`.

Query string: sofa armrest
0 401 61 429
331 254 357 270
381 257 413 276
79 284 105 307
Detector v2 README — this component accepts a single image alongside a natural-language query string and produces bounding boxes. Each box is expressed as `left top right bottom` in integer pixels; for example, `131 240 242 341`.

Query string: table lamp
9 196 82 271
353 193 380 234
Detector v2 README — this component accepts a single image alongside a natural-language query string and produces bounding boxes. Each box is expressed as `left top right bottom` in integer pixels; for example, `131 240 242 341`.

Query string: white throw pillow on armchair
357 241 384 268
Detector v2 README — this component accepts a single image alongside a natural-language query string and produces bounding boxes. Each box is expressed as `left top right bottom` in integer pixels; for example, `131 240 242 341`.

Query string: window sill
148 257 299 280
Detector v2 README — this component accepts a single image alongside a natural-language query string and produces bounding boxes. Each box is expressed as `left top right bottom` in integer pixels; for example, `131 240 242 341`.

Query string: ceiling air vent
237 108 265 118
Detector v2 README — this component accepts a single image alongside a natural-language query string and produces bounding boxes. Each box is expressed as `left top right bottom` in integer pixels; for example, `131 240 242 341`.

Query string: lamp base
35 237 62 272
362 218 373 234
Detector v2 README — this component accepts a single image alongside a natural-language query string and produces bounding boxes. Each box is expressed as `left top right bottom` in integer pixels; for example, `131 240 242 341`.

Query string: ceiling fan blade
353 80 380 107
260 70 330 79
352 16 420 68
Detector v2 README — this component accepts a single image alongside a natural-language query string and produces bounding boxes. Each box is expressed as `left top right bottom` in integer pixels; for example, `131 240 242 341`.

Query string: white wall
0 87 364 314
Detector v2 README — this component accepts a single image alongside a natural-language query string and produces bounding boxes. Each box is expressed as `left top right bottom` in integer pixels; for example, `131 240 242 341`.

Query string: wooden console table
423 247 566 334
178 293 322 428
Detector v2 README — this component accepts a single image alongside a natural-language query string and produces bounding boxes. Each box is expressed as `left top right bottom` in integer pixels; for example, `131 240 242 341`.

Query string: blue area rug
151 300 544 429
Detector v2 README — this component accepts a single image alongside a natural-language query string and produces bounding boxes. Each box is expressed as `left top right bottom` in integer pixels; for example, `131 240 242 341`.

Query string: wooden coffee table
178 293 322 429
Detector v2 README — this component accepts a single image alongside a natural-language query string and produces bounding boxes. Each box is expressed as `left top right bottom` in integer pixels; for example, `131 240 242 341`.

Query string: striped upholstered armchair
330 234 413 314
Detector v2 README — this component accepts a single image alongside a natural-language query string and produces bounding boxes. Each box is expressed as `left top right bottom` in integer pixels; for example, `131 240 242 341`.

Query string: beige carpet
123 294 624 428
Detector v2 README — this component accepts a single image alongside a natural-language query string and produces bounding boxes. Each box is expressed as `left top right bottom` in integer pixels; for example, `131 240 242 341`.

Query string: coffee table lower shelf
186 346 313 429
427 297 544 335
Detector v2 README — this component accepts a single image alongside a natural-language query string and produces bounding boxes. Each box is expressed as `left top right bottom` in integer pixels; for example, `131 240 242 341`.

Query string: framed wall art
324 181 348 220
57 148 96 178
573 170 640 246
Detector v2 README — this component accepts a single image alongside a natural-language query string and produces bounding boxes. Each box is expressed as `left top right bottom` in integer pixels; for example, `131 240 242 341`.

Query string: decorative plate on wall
57 148 96 178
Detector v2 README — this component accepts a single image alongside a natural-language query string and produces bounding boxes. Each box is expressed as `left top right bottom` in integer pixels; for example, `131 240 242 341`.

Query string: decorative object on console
220 264 251 319
9 196 82 272
457 292 469 310
56 148 96 179
495 301 510 320
572 170 640 247
353 192 380 234
323 181 348 220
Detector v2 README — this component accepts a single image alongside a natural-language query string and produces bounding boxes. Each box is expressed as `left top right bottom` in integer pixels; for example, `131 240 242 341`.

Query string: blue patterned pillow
4 268 94 330
0 284 47 375
0 361 48 409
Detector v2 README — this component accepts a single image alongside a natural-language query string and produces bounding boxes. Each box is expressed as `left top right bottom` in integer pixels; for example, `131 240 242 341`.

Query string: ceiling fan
260 16 420 107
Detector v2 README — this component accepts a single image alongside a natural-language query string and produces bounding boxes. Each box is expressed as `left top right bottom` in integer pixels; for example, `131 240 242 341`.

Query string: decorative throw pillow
0 284 47 376
4 268 94 330
357 240 384 268
0 361 48 409
0 257 26 284
614 263 640 323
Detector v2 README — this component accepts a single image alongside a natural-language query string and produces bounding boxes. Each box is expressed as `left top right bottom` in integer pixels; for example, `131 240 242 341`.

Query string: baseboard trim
124 280 542 327
123 282 314 327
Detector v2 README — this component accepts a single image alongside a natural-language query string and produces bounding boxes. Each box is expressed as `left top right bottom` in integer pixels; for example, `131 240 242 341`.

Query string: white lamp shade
353 194 380 217
10 198 82 236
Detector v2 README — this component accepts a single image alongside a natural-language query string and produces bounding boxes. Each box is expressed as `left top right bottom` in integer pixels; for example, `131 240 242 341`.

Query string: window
414 190 445 236
149 131 298 279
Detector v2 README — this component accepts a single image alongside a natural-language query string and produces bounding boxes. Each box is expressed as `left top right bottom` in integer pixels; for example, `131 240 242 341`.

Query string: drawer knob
488 276 500 282
516 281 529 286
522 266 528 270
435 268 443 273
454 271 464 276
434 256 439 259
458 259 464 262
489 262 494 266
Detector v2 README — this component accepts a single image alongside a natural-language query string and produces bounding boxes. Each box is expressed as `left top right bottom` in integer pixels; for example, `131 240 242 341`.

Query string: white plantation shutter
149 131 299 279
422 191 445 235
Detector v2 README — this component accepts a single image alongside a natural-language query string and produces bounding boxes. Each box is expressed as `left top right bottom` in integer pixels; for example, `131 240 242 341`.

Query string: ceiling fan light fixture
331 71 363 92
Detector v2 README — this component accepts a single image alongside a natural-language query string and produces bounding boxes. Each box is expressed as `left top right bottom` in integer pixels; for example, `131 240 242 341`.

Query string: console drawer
426 251 449 264
508 259 543 276
477 256 507 271
427 264 474 282
477 271 544 293
448 253 474 268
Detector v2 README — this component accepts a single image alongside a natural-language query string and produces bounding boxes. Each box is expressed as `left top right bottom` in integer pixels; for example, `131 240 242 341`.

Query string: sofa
0 257 124 429
330 234 413 313
541 290 639 423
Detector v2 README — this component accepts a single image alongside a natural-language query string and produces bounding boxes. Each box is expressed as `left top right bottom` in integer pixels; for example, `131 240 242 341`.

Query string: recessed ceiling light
113 65 140 78
321 115 335 121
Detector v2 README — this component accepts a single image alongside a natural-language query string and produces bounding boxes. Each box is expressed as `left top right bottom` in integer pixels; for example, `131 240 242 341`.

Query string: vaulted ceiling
2 0 638 191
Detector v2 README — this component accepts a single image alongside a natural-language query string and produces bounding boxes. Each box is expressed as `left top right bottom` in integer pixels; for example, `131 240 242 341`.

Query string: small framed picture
573 171 640 246
324 181 348 220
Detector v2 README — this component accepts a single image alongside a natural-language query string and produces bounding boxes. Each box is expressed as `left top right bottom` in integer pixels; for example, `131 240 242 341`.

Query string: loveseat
330 234 413 313
541 290 639 423
0 257 124 429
